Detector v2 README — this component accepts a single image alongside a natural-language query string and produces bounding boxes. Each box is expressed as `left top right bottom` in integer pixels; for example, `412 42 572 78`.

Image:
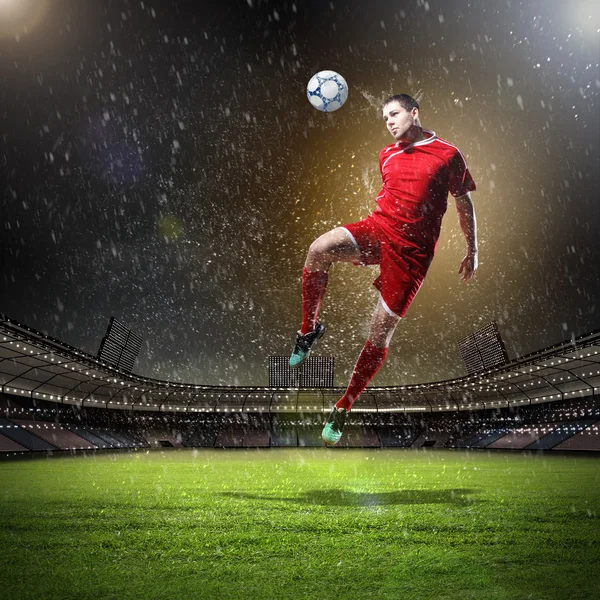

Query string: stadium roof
1 315 599 413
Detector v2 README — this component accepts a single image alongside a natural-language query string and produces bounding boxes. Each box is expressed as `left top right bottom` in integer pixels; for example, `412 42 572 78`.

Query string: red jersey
370 129 476 255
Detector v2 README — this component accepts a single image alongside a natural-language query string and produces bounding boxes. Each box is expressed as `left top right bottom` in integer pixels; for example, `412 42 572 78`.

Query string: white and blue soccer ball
306 70 348 113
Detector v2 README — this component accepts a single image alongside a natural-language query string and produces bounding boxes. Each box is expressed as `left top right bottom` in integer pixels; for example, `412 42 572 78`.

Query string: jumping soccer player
289 94 478 446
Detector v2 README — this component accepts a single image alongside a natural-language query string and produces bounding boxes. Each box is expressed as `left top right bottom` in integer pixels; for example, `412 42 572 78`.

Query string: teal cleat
322 406 347 446
289 322 325 368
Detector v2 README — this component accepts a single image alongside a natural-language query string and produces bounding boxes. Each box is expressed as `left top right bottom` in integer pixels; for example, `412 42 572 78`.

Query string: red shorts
340 216 433 318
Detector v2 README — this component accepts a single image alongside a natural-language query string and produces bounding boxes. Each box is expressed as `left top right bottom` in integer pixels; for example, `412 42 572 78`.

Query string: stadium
2 0 599 598
1 314 599 599
2 316 600 454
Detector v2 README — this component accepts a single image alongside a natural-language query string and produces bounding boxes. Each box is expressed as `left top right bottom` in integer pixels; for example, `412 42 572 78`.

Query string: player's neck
398 125 425 145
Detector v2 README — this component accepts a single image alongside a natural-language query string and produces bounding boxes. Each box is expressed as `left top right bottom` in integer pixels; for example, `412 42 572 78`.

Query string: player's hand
458 251 478 281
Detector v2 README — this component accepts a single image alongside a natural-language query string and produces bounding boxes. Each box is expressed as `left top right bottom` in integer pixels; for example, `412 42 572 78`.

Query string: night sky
1 0 599 387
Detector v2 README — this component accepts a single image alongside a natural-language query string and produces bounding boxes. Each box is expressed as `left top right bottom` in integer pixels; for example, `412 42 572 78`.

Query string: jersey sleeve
448 150 476 197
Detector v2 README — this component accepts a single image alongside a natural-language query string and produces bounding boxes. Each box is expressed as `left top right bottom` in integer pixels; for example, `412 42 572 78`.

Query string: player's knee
308 235 333 261
305 239 328 270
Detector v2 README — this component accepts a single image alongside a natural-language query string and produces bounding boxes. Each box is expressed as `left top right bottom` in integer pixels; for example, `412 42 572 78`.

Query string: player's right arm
455 192 478 281
448 148 477 282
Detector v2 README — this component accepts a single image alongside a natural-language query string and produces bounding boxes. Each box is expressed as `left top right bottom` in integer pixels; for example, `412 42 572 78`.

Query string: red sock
335 340 388 411
300 267 328 335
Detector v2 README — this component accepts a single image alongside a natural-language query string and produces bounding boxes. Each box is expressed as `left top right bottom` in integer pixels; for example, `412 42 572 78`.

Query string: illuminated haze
1 0 599 386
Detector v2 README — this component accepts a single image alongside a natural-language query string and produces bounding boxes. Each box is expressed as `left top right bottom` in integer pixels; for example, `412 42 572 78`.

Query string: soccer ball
306 70 348 113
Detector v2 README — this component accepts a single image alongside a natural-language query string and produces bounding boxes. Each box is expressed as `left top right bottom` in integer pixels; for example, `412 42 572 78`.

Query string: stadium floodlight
97 317 142 374
459 321 509 376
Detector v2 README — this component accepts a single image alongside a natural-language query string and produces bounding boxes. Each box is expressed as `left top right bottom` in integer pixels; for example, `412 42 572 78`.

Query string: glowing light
570 0 600 33
0 0 50 39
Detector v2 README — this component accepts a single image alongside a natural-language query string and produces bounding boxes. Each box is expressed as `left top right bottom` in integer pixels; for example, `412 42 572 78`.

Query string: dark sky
1 0 599 387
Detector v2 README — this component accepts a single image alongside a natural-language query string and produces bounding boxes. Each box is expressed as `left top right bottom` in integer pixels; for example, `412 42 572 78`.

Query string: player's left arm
454 192 478 281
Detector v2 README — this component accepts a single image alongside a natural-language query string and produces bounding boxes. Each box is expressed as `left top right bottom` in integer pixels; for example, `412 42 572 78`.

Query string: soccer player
289 94 478 446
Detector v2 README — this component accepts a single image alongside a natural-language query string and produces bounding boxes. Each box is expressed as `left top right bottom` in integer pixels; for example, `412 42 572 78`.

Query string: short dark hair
383 94 419 112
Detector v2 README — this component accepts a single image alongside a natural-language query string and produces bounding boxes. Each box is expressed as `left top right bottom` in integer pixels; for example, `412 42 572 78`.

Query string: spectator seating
526 419 599 450
2 394 600 454
0 417 57 451
488 425 558 450
0 432 28 453
270 428 298 447
411 431 452 449
10 420 95 451
242 430 270 448
215 426 245 448
554 421 600 451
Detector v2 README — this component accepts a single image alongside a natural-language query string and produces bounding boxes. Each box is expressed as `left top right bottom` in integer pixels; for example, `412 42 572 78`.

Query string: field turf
0 448 599 600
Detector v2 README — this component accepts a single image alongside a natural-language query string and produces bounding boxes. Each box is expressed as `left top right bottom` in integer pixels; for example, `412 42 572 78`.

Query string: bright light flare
571 0 600 33
0 0 50 40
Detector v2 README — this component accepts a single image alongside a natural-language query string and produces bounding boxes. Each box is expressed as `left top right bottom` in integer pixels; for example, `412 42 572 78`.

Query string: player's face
383 101 418 141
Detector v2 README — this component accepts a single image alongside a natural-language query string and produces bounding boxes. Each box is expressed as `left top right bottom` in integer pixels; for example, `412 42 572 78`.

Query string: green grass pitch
1 449 599 600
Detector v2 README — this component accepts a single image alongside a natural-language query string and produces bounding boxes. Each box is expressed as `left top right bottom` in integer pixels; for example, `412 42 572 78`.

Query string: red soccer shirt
370 129 476 255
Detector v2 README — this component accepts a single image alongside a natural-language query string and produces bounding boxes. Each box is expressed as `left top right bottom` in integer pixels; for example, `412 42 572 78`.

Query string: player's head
382 94 421 140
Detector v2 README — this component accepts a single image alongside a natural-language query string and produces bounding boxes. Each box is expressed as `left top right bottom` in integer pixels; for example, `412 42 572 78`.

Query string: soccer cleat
289 322 325 368
322 406 347 446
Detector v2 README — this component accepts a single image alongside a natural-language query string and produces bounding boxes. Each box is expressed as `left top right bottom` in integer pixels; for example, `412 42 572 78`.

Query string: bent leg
305 227 362 271
335 297 400 411
300 228 362 334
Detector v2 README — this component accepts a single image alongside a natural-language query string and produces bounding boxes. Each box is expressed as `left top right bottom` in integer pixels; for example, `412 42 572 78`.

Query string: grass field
0 449 599 600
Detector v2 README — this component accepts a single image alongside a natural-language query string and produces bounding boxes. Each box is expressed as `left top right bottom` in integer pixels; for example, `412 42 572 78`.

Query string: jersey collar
395 128 437 149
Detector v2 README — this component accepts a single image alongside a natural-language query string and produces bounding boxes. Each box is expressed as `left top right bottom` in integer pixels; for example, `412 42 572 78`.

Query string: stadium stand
67 425 114 449
526 419 599 450
83 427 126 448
0 417 57 451
554 421 600 451
411 431 452 449
1 316 600 454
378 426 416 447
182 415 219 447
0 432 28 453
270 424 298 447
10 420 95 450
468 428 513 449
215 426 245 448
297 427 324 447
337 426 380 447
140 429 183 448
242 430 270 448
0 396 599 453
488 425 552 449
